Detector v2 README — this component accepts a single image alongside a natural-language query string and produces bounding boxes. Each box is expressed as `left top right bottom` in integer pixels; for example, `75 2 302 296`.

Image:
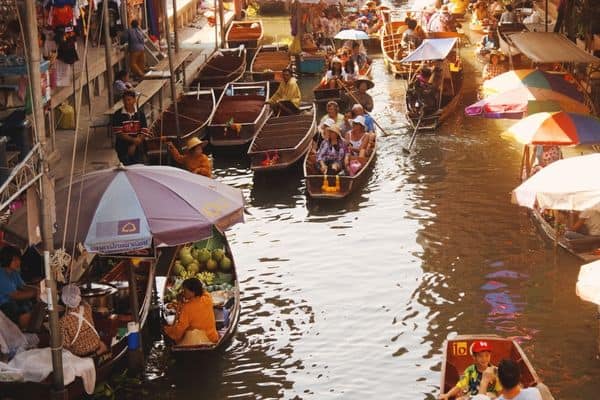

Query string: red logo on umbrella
118 219 140 235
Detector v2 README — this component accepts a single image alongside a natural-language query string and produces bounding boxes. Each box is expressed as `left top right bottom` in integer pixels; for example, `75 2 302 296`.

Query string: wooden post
103 0 115 108
171 0 180 52
214 0 219 50
219 0 226 48
126 260 144 373
597 305 600 357
545 0 549 32
163 0 181 136
22 0 64 396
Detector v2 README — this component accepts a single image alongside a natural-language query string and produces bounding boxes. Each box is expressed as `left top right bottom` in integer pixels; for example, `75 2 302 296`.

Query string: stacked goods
164 236 235 303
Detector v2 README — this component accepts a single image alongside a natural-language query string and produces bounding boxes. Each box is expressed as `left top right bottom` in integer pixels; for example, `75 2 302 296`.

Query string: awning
508 32 600 64
400 38 458 63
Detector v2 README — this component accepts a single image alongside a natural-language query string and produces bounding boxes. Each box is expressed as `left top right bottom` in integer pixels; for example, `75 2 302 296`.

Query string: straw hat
352 115 366 127
186 137 208 150
326 124 341 135
354 76 374 90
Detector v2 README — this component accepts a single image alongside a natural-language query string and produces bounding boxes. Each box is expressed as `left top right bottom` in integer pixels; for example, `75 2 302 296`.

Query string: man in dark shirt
112 90 148 165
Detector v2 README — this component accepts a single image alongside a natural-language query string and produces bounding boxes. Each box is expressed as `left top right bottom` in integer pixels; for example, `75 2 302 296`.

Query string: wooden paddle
402 111 424 154
338 80 394 137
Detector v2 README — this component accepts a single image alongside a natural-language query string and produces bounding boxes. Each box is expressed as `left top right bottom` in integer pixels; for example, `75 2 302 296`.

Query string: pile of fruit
164 238 235 303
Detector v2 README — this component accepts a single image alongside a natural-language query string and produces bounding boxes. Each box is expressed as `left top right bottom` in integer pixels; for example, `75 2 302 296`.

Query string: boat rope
50 248 71 283
62 2 98 252
202 63 238 75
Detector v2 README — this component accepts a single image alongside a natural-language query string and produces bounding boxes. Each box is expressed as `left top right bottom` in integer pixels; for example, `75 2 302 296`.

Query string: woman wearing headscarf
60 284 106 356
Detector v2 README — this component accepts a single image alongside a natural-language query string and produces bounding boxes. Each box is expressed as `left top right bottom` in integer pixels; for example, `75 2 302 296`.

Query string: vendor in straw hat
351 76 374 112
59 284 107 357
482 50 506 80
167 137 212 178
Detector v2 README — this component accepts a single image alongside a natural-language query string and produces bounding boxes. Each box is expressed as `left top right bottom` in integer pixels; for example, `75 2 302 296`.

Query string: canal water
141 16 600 400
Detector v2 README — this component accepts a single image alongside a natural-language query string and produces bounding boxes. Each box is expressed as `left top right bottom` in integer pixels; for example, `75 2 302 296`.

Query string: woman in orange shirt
164 278 219 345
167 137 212 178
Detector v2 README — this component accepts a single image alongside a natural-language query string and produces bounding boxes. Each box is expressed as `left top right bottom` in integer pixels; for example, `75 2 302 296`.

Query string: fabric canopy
577 260 600 306
508 32 600 64
400 38 458 62
511 153 600 211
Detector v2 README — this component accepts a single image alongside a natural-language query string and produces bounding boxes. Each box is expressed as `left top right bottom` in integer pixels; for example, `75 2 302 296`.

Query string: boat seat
565 235 600 252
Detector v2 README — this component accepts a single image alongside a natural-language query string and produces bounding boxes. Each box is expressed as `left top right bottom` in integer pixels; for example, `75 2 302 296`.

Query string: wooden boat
250 44 291 86
0 259 155 399
248 104 316 171
190 47 246 90
380 21 411 77
404 36 463 131
207 81 271 148
498 22 527 58
303 136 377 199
441 335 552 399
162 228 241 355
520 146 600 262
226 20 264 51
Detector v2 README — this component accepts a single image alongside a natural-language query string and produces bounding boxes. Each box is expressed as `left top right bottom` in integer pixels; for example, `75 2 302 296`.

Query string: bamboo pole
163 0 181 136
22 0 64 395
171 0 180 52
103 0 115 108
219 0 226 48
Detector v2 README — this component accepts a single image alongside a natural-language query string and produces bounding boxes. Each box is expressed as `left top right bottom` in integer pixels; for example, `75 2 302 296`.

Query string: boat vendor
349 76 374 112
316 124 348 176
164 278 219 345
483 51 507 80
438 340 502 400
266 68 302 116
478 27 500 57
167 137 212 178
0 246 39 330
402 18 424 49
60 284 107 357
499 4 517 24
112 89 149 165
349 42 371 75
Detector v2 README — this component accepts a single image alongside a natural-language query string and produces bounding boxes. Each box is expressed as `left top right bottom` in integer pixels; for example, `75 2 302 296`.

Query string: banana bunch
197 271 215 286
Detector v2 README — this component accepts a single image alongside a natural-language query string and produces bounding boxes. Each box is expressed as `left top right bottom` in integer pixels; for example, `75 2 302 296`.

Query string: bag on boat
179 329 213 346
348 159 362 176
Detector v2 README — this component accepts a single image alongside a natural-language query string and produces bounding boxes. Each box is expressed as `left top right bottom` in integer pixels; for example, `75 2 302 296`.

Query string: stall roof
508 32 600 64
400 38 458 63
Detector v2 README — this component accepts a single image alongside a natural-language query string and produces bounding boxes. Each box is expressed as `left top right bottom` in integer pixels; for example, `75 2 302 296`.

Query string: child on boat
439 340 502 400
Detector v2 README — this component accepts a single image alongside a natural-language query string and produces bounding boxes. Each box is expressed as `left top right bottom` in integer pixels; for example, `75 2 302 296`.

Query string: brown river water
138 15 600 400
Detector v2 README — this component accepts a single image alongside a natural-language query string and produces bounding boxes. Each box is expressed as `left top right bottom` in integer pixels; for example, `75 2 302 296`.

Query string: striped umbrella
465 86 589 119
55 165 244 254
482 69 585 103
503 111 600 145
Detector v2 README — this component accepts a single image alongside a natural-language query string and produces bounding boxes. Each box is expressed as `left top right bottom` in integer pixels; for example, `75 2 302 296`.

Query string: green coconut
197 248 211 263
206 258 218 271
220 256 232 271
212 248 225 262
173 262 186 277
187 262 200 274
179 246 194 266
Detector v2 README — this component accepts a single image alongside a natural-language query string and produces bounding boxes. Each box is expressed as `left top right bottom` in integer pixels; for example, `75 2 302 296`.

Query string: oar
402 111 424 154
338 80 394 137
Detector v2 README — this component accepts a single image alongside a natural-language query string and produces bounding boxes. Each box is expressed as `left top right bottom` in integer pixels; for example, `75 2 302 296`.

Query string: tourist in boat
351 77 374 112
566 209 600 239
120 19 146 79
113 70 134 102
59 284 107 357
0 246 38 330
478 27 500 57
438 340 502 400
531 145 561 174
351 104 375 133
495 359 543 400
489 0 504 20
266 68 301 116
349 42 371 75
167 137 212 178
316 124 348 176
402 18 424 49
473 1 490 25
345 115 375 160
112 90 149 165
164 277 219 345
499 4 517 24
482 51 506 80
319 101 345 140
428 5 460 32
340 111 354 136
344 59 358 83
322 57 346 89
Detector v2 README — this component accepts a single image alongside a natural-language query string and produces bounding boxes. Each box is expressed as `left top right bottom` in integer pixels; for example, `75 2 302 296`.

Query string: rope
62 0 98 251
50 248 71 283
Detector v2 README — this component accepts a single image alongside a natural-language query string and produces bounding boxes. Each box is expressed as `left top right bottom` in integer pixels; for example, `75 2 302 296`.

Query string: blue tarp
400 38 458 63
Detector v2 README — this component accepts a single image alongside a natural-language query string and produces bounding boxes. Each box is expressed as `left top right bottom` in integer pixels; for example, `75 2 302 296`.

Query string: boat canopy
508 32 600 64
400 38 458 63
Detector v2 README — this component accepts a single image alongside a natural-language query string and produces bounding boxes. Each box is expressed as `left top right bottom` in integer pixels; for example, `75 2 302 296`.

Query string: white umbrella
334 29 370 41
576 260 600 355
511 153 600 211
577 260 600 305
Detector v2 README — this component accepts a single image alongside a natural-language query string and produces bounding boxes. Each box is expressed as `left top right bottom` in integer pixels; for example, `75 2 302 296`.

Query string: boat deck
252 114 314 151
211 95 266 124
